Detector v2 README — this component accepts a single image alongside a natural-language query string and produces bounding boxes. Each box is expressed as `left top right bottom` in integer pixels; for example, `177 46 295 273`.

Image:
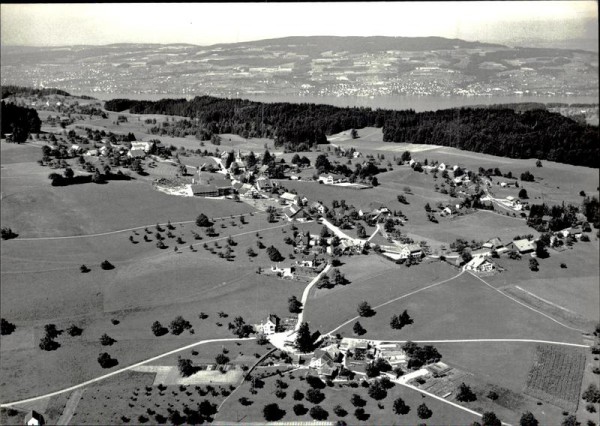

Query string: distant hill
1 35 597 104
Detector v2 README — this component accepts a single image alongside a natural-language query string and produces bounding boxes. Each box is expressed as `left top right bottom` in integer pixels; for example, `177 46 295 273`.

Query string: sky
1 2 598 49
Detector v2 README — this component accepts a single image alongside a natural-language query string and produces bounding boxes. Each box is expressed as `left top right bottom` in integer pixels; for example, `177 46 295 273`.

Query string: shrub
293 404 308 416
67 324 83 336
306 388 325 404
151 321 168 336
100 260 114 270
1 318 16 335
100 333 116 346
309 405 328 420
456 382 477 402
417 403 432 419
98 352 117 368
393 397 410 415
263 403 285 421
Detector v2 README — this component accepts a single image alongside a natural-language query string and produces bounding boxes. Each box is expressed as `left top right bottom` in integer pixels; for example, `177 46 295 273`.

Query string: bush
417 403 432 419
169 316 192 335
481 411 502 426
67 324 83 336
0 226 18 240
151 321 168 336
80 264 90 273
333 405 347 417
309 405 328 420
98 352 118 368
306 388 325 404
456 382 477 402
519 411 539 426
351 394 366 407
393 397 410 415
293 404 308 416
263 403 285 421
100 333 116 346
100 260 114 270
1 318 16 335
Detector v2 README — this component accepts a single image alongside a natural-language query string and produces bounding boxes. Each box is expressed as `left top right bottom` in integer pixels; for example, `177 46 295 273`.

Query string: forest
0 101 41 143
1 85 71 99
104 96 598 167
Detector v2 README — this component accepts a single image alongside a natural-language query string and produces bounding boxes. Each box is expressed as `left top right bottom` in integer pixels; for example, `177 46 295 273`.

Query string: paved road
374 338 590 348
0 337 255 407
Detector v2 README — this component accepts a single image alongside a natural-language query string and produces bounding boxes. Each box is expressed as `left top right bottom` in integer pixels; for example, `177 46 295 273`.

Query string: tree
481 411 502 426
97 352 117 368
80 264 90 273
293 389 304 401
178 357 195 377
266 245 284 262
356 224 367 238
315 154 331 172
357 301 375 317
146 322 169 338
350 394 366 407
39 335 59 351
169 316 192 335
196 214 211 227
333 405 347 417
100 260 114 270
456 382 477 402
536 159 543 167
288 295 303 314
295 322 314 353
246 247 256 257
393 397 410 415
529 258 539 271
293 404 308 415
417 403 432 419
1 226 18 240
561 415 579 426
306 388 325 404
263 403 285 421
353 321 366 336
1 318 16 335
309 405 328 420
63 167 74 179
44 324 60 339
228 316 253 338
519 188 529 199
519 411 539 426
368 380 387 400
100 333 116 346
67 324 83 336
350 129 358 139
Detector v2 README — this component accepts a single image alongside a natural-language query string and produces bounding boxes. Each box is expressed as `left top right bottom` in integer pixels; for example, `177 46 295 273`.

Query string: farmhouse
128 149 146 159
258 314 280 335
465 257 496 273
318 173 347 185
24 410 45 426
399 244 423 259
508 238 536 254
131 141 153 152
283 207 313 222
279 192 300 205
309 201 327 215
483 237 504 251
271 264 294 278
256 177 273 191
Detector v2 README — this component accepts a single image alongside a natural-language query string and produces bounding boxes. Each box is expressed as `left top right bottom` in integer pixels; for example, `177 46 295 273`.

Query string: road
373 338 590 348
8 212 262 241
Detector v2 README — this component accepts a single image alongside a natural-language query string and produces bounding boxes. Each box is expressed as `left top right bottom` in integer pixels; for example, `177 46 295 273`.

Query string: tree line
105 96 598 167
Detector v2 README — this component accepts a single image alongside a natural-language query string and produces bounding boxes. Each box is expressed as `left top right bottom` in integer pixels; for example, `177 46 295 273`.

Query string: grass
334 271 583 344
304 256 457 334
524 344 587 412
216 369 480 424
487 243 600 326
0 215 306 400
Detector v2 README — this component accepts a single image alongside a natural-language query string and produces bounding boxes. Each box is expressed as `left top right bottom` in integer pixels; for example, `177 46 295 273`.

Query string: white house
271 264 294 278
399 244 423 259
318 174 347 185
259 314 280 335
465 257 496 273
131 141 153 152
24 410 45 426
280 192 300 205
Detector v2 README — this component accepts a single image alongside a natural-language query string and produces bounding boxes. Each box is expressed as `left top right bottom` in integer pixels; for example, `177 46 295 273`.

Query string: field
333 271 583 344
524 344 587 412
